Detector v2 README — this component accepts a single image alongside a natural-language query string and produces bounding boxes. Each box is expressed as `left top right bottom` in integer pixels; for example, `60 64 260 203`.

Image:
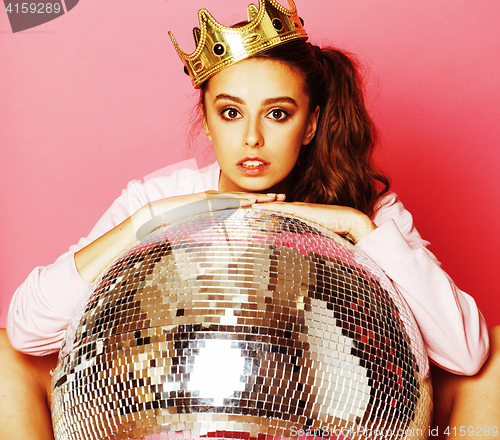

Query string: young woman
1 0 496 438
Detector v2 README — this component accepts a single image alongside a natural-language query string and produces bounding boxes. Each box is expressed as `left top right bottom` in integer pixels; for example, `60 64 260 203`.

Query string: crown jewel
169 0 308 88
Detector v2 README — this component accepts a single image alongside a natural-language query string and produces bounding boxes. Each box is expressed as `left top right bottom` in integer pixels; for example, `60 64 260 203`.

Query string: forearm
75 214 139 283
75 194 208 282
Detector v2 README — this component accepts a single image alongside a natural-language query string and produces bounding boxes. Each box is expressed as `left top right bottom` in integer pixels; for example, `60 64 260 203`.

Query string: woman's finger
207 191 285 204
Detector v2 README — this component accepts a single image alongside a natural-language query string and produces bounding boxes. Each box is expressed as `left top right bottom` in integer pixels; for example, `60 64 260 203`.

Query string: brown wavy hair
199 39 390 217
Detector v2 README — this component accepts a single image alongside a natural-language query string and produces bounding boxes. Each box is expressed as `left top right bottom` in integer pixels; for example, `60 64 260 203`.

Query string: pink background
1 0 499 330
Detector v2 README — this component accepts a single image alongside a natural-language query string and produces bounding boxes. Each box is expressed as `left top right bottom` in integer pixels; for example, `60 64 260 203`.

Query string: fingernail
266 193 276 197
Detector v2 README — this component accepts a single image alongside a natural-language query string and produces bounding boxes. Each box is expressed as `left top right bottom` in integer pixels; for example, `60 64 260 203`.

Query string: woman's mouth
237 159 269 175
241 160 266 167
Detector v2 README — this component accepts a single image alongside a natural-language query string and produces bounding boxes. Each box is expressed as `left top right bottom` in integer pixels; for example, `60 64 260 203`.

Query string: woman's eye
267 109 289 121
221 108 241 120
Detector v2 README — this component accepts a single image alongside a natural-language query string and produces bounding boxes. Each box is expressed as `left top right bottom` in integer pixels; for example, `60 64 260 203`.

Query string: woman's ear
302 105 320 146
201 102 213 142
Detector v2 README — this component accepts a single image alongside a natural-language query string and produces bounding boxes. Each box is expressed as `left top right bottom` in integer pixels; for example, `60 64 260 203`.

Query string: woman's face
203 58 319 194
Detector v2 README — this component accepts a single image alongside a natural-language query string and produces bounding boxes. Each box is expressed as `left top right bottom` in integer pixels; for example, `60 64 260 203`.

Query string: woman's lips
236 158 269 176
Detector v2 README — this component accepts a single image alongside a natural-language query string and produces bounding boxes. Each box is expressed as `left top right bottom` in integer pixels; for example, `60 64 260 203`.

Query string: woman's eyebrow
214 94 298 107
262 97 297 106
214 94 244 104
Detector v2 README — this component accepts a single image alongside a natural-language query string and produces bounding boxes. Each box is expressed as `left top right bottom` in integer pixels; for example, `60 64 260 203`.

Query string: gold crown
169 0 308 88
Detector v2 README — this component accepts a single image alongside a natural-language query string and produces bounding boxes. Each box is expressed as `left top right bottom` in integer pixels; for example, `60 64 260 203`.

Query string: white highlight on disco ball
189 339 246 406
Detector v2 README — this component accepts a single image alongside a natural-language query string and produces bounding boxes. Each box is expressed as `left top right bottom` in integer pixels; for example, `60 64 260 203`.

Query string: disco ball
51 208 432 440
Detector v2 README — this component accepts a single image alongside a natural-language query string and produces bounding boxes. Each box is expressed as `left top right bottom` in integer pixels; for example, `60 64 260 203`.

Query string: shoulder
371 192 415 236
371 192 405 221
370 192 431 250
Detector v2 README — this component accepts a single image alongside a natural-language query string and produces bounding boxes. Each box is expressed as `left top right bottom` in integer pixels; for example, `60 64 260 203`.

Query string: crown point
247 4 259 21
197 8 210 29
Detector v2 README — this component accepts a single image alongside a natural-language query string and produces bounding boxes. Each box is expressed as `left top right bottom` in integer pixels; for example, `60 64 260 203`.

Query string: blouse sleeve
357 192 489 375
7 166 217 356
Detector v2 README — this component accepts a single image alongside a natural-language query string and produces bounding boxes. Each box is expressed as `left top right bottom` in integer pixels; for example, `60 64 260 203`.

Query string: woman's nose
243 118 264 148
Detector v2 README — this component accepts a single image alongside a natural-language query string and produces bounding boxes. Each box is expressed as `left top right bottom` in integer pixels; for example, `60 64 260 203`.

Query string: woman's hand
254 201 376 243
75 191 284 283
132 191 285 239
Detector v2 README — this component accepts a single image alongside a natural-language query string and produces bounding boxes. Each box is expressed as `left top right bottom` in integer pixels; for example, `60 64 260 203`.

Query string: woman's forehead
205 58 307 101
